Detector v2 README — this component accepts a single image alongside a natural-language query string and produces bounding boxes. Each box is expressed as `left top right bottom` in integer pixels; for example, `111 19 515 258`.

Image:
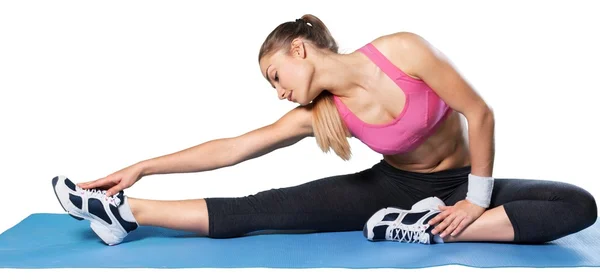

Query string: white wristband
466 173 494 208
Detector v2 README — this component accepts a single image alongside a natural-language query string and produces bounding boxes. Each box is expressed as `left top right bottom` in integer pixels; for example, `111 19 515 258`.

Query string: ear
290 38 306 59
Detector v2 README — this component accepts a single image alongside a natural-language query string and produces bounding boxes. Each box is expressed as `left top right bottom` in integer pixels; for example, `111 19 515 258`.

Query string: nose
278 88 286 100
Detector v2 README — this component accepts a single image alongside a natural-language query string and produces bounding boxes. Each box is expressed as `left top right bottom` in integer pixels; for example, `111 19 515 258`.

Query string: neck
311 50 371 99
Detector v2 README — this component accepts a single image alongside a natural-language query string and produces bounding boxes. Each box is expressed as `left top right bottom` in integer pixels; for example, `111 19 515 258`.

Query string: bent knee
570 186 598 228
582 191 598 227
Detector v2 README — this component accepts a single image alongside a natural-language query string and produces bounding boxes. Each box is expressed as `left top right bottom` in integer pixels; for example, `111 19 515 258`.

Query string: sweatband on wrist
466 173 494 208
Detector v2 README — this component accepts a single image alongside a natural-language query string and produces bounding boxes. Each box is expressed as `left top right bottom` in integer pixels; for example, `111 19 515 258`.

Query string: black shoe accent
109 205 138 233
115 191 125 202
423 212 440 225
52 176 58 188
425 225 437 244
372 225 388 240
88 198 112 225
64 178 77 191
401 210 429 225
69 194 82 209
422 213 441 244
383 212 399 221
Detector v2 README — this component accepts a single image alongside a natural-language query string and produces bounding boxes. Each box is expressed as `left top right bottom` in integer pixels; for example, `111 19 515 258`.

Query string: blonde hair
258 14 352 160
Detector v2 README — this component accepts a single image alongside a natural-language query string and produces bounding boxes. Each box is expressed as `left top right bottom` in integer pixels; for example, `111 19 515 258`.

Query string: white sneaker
411 196 445 211
363 197 445 244
51 175 138 245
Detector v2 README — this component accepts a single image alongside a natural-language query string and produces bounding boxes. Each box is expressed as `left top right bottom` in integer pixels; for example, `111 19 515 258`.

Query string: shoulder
369 32 443 79
375 31 430 46
273 104 314 137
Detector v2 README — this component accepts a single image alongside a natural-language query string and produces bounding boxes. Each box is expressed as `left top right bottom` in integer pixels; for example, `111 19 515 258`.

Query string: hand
428 199 485 238
77 163 145 196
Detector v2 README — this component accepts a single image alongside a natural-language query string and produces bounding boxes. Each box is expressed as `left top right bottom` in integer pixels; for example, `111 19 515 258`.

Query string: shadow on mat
76 225 199 244
76 225 326 244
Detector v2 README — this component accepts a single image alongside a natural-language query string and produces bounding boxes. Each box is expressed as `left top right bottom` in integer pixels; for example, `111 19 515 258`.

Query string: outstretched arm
139 105 314 176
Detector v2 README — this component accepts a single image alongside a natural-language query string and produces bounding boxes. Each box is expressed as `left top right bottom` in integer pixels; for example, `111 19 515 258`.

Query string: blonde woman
52 14 597 246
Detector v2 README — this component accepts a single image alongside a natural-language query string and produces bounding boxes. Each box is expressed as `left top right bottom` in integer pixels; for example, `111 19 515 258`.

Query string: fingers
106 186 118 197
76 178 123 196
77 178 102 189
106 182 127 196
76 180 94 188
451 217 471 237
432 213 456 235
440 214 464 238
428 208 451 225
77 177 114 190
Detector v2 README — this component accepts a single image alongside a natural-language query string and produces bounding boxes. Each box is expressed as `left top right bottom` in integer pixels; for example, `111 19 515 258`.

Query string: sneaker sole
90 221 121 246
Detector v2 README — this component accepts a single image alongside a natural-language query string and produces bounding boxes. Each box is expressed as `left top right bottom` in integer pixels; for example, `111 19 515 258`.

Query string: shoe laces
77 187 122 206
389 223 430 243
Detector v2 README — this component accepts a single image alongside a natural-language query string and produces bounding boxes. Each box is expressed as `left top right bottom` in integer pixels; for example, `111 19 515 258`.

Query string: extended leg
54 165 419 244
203 167 419 238
128 197 209 235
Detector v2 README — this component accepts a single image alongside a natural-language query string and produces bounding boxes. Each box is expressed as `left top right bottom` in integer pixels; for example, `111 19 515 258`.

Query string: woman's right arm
77 105 314 195
138 105 314 176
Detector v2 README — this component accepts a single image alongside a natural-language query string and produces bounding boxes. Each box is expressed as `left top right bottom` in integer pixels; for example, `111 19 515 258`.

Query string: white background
1 0 599 278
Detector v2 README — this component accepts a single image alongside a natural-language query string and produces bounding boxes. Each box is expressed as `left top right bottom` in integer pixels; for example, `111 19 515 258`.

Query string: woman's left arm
395 32 495 237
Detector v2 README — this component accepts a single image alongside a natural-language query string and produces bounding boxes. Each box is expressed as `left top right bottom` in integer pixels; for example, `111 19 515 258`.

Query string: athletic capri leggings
204 159 597 243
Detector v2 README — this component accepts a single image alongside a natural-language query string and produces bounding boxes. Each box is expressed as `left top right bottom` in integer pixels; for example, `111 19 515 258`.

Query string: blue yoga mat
1 213 599 268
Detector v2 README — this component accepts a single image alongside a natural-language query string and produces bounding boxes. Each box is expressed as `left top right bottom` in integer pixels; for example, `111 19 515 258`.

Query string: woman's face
259 39 319 106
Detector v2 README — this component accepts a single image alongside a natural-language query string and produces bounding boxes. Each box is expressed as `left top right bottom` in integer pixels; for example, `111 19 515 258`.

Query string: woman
51 14 597 246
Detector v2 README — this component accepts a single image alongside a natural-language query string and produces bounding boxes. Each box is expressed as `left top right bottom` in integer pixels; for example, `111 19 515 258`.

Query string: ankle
118 196 138 224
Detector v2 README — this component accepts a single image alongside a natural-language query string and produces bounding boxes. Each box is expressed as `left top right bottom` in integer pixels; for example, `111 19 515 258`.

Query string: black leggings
205 159 597 243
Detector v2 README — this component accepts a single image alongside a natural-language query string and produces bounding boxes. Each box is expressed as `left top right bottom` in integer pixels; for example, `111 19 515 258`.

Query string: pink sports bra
332 43 453 155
